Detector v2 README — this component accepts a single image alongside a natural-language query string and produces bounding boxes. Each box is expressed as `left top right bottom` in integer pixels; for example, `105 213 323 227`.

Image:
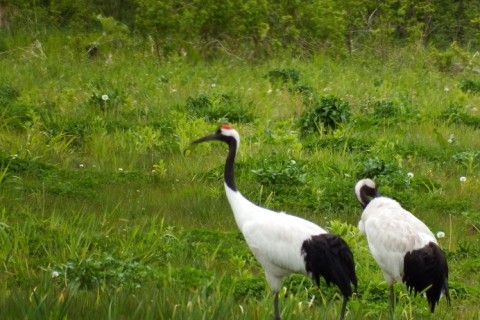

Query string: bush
459 79 480 94
185 93 255 123
298 95 351 135
439 105 480 129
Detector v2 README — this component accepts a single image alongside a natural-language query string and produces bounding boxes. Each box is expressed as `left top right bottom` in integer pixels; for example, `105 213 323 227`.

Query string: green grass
0 32 480 319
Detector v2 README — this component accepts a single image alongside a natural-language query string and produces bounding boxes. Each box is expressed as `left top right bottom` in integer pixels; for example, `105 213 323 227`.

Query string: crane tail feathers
403 242 450 313
301 234 357 299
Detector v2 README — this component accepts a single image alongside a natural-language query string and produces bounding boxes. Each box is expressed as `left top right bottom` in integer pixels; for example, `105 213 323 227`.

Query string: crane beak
190 132 220 145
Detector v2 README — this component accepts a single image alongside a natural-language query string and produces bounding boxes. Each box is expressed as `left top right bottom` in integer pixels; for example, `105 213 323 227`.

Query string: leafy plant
251 159 306 186
0 84 20 105
266 68 300 87
185 93 255 123
459 79 480 94
438 105 480 128
298 95 351 135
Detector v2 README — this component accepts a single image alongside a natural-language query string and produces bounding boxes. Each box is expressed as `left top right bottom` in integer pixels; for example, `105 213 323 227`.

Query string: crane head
190 124 240 148
355 178 380 208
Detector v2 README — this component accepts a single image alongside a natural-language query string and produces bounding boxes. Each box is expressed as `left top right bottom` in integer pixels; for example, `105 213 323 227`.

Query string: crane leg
389 285 395 319
273 291 281 320
339 296 348 320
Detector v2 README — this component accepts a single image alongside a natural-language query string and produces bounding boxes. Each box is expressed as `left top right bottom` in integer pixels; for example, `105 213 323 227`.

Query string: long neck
224 138 237 191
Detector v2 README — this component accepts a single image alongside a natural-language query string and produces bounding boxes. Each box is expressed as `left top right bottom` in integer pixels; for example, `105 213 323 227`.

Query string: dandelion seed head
436 231 445 239
460 176 467 182
51 270 60 278
101 94 109 101
407 172 414 178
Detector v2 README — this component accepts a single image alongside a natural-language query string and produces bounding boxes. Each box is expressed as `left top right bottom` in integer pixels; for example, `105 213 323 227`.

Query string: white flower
290 159 296 165
267 89 273 94
118 168 124 172
472 107 478 112
447 139 453 144
10 154 18 159
444 86 450 92
407 172 414 178
171 88 177 93
436 231 445 239
51 270 60 278
460 176 467 182
101 94 109 101
211 83 216 88
79 164 84 168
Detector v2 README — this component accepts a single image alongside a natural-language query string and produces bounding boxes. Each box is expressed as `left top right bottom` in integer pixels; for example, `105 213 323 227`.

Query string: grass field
0 33 479 319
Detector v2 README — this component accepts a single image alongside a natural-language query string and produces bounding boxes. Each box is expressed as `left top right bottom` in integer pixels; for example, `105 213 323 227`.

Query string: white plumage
355 178 450 314
191 124 357 320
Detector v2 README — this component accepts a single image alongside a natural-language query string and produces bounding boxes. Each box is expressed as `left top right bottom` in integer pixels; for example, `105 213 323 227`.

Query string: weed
439 105 480 129
266 68 300 87
299 95 351 135
185 93 255 123
459 79 480 94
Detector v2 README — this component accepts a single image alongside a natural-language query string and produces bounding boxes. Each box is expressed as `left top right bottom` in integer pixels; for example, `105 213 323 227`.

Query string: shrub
266 68 300 87
184 93 255 123
0 84 20 105
298 95 351 135
459 79 480 94
439 105 480 129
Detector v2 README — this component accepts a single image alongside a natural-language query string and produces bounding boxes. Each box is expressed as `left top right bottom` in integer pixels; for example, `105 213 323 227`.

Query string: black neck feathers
224 136 237 192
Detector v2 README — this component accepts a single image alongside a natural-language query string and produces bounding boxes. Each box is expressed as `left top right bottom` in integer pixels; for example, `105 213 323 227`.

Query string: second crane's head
191 124 240 152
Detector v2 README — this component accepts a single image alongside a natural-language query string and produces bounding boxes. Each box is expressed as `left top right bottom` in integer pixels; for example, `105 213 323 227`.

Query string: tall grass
0 32 479 318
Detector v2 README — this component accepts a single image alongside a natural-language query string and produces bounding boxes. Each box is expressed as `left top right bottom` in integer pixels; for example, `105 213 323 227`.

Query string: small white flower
267 89 273 94
101 94 109 101
151 169 156 174
472 107 478 112
407 172 414 178
290 159 296 165
51 270 60 278
323 87 331 92
444 86 450 92
460 176 467 182
79 164 84 168
171 88 177 93
10 154 18 159
447 139 453 144
436 231 445 239
118 168 124 172
210 83 216 88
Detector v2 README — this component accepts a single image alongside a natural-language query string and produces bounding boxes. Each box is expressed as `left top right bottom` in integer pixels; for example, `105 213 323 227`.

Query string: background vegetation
0 1 479 319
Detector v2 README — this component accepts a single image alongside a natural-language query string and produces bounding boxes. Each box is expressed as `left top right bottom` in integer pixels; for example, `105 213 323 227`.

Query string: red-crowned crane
191 124 357 320
354 178 450 315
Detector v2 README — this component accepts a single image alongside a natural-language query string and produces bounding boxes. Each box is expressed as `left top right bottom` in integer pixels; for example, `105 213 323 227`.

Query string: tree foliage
1 0 479 58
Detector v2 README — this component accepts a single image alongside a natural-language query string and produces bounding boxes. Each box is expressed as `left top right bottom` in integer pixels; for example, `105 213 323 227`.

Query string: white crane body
355 178 450 314
191 124 357 320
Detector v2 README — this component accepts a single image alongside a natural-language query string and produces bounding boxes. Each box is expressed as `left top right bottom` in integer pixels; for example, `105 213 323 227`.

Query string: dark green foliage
251 158 306 186
0 153 53 178
185 93 255 123
0 84 20 105
372 100 400 118
299 95 351 135
233 277 265 300
459 79 480 94
62 255 152 289
439 105 480 128
266 68 300 86
358 157 408 189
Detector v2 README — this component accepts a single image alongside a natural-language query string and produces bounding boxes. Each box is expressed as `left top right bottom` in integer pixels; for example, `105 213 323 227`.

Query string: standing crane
190 124 357 320
354 178 450 316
